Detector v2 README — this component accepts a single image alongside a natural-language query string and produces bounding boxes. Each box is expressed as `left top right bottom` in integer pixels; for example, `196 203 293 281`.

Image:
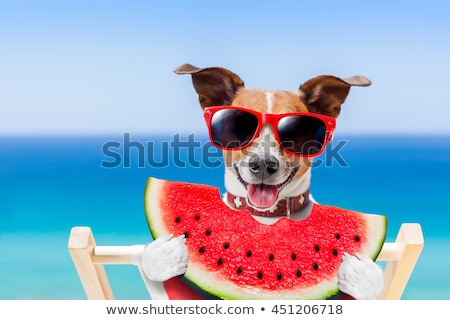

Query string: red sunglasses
203 106 336 157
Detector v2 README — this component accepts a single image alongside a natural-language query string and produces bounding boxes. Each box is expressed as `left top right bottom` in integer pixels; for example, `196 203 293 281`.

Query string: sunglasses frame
203 105 337 157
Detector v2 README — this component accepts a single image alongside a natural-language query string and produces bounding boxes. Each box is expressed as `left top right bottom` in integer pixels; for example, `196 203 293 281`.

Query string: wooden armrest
378 223 424 299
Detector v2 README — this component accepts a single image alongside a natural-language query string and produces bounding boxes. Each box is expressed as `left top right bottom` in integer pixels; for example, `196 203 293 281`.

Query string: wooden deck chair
68 223 424 300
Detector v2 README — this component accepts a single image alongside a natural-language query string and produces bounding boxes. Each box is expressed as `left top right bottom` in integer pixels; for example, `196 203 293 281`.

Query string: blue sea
1 134 449 300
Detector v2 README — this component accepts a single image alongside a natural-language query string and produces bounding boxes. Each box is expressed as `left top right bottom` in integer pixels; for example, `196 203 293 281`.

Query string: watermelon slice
144 177 387 300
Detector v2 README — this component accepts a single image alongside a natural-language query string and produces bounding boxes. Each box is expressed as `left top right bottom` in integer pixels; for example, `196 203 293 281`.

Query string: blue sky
1 0 450 135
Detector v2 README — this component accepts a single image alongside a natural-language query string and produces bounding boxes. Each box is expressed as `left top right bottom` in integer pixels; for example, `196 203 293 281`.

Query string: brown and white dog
141 64 384 300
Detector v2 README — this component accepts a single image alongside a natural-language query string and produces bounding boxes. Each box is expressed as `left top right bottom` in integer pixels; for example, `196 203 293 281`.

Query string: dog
141 64 384 300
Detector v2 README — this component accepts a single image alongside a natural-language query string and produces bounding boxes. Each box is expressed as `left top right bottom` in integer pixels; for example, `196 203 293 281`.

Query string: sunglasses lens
210 109 259 149
278 115 327 155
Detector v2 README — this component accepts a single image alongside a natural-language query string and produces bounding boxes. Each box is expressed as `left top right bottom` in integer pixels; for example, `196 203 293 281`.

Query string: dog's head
175 64 370 213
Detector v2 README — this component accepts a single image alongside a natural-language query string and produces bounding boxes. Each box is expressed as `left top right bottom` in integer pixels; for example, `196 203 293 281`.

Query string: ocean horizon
1 133 449 299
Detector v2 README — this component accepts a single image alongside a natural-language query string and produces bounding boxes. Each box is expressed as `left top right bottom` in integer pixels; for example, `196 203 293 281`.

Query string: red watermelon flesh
144 177 387 300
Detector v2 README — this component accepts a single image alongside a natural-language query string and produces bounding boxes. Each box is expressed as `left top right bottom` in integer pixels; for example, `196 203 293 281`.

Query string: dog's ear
299 75 371 118
174 63 245 109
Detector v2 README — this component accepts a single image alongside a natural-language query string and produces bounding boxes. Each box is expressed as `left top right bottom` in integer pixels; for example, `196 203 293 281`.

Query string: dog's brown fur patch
231 89 308 114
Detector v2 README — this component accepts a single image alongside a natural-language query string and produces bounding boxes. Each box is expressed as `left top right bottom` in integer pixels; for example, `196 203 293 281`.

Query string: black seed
354 235 361 242
246 250 252 257
296 269 302 278
291 253 297 260
199 246 205 254
184 231 190 238
314 244 320 252
313 262 319 270
277 272 283 280
237 267 243 274
332 248 338 256
258 271 263 279
217 258 224 266
223 242 230 249
335 233 341 239
195 215 201 220
205 229 212 236
269 253 274 261
175 217 182 223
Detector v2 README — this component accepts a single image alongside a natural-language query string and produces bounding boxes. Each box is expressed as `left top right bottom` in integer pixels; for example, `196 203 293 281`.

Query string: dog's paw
141 234 188 282
338 252 384 300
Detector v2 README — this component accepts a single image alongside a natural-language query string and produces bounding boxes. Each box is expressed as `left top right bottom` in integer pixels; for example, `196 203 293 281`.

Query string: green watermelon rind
144 177 387 300
144 177 167 240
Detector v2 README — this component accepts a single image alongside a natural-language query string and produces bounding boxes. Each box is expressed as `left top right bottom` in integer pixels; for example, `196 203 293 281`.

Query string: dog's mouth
234 164 299 209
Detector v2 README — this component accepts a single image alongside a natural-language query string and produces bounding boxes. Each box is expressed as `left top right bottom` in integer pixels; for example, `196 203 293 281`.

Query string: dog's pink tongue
247 184 278 208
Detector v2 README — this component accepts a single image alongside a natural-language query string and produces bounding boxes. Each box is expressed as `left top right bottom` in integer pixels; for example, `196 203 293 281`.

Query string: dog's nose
248 155 279 177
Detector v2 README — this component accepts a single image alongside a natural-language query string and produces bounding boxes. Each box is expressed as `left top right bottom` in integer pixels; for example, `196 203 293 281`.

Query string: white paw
141 234 188 282
338 252 384 300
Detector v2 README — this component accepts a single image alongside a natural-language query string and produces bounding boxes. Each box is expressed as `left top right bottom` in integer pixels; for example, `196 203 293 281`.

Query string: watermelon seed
314 244 320 252
269 253 274 261
199 246 206 254
331 248 338 256
223 242 230 249
277 272 283 280
354 235 361 242
291 253 297 260
335 233 341 239
217 258 224 266
313 262 319 271
296 269 302 278
237 267 243 274
184 231 190 238
205 229 212 236
246 250 252 257
175 217 182 223
258 271 263 279
195 215 201 220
